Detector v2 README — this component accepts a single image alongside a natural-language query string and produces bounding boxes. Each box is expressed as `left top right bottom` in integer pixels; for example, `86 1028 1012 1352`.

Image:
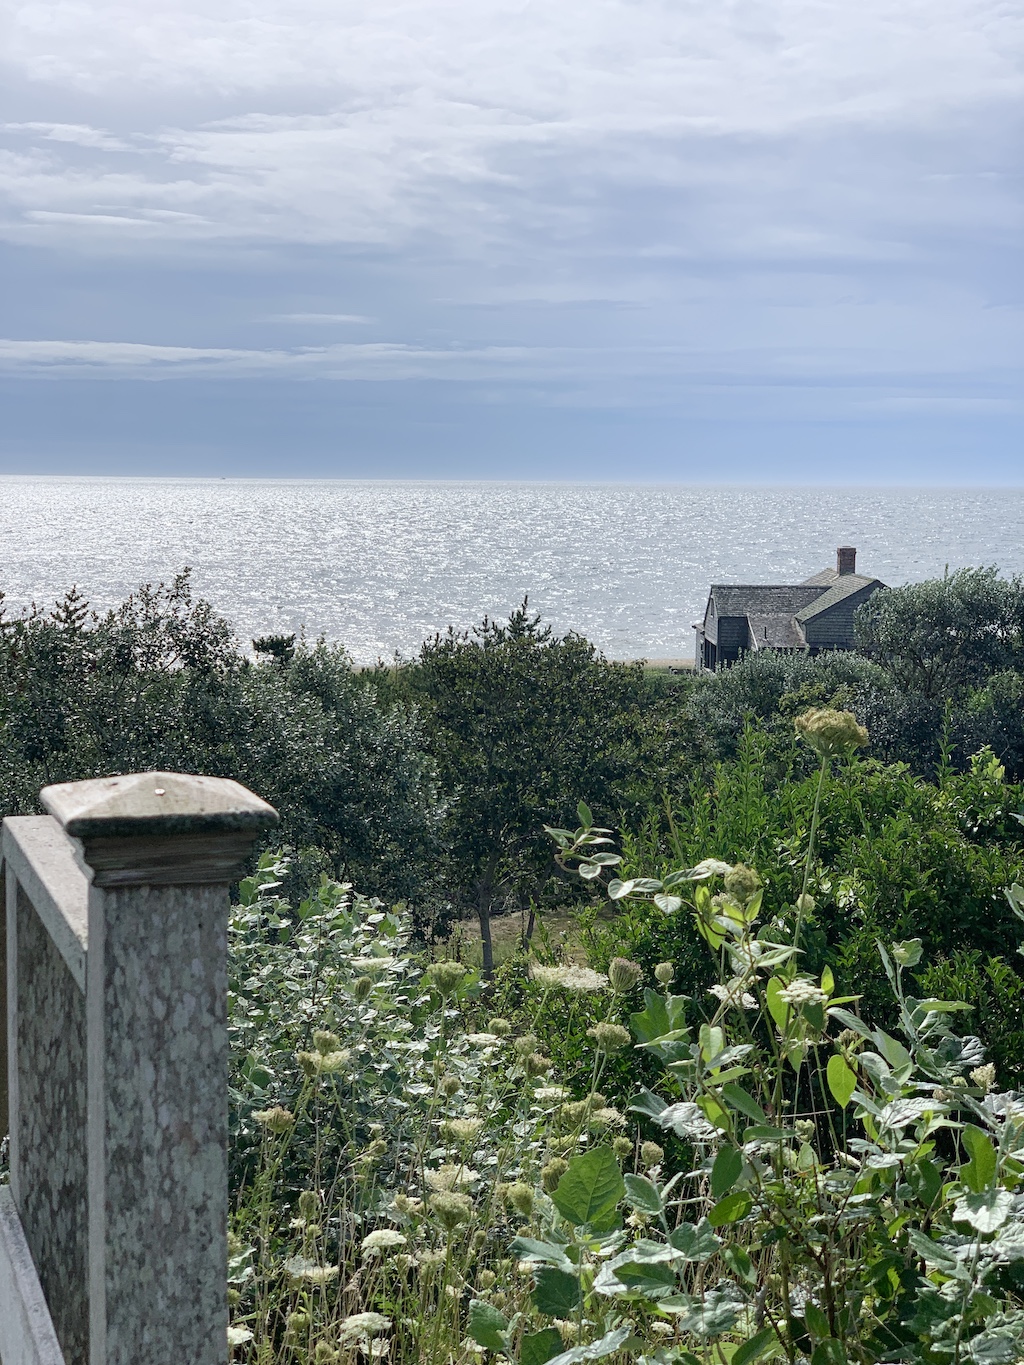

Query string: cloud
271 313 373 324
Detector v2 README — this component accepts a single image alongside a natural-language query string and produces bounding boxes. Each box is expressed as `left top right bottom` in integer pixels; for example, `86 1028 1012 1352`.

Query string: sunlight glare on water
2 478 1023 663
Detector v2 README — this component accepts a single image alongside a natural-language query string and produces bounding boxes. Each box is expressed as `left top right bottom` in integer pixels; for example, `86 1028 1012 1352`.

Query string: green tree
412 601 653 974
855 566 1024 699
0 573 443 910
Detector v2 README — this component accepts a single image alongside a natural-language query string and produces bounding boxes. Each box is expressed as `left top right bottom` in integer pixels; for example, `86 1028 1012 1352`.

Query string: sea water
2 478 1023 663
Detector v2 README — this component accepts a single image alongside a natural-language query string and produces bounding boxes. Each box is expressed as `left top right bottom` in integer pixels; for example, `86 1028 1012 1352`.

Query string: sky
1 0 1022 481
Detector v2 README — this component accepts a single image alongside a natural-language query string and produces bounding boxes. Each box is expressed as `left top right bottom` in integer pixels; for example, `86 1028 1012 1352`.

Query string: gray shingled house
694 547 885 672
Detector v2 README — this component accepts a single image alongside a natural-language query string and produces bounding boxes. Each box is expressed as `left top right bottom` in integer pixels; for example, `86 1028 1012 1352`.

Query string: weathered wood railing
0 773 278 1365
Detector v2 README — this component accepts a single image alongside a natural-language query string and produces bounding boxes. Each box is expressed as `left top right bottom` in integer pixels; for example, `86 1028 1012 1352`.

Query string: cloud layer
1 0 1022 474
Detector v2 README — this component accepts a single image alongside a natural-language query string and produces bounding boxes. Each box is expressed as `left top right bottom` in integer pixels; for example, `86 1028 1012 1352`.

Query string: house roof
795 573 882 622
746 614 808 649
709 584 825 617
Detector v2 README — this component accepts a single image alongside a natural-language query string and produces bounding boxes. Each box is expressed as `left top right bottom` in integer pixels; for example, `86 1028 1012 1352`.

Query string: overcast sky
1 0 1022 480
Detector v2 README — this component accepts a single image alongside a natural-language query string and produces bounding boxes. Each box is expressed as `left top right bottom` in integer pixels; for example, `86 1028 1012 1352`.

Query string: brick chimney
837 546 856 575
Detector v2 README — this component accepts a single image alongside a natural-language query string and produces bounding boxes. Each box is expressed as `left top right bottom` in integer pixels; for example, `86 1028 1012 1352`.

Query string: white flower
709 983 757 1009
337 1312 393 1345
465 1032 500 1046
284 1256 339 1285
361 1229 408 1256
533 1086 568 1103
424 1163 480 1191
971 1063 997 1094
530 963 608 992
777 980 827 1007
227 1325 253 1347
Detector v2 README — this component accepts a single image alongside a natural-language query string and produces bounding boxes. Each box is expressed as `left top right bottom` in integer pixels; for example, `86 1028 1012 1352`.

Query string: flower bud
297 1189 319 1219
612 1136 633 1159
541 1158 569 1192
608 957 643 993
640 1141 664 1168
354 975 374 1002
587 1022 632 1054
794 707 868 758
724 864 761 901
654 961 674 985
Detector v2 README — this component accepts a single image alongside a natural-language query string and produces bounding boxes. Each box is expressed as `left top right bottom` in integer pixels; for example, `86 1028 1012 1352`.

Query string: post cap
41 772 279 840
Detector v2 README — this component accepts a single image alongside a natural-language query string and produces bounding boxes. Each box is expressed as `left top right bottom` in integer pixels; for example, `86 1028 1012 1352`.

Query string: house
694 546 885 672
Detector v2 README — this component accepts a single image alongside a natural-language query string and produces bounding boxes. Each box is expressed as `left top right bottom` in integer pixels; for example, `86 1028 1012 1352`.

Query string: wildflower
504 1183 535 1217
589 1106 625 1129
425 960 467 998
313 1344 338 1364
796 893 816 915
361 1229 408 1257
478 1269 497 1290
313 1029 342 1054
355 1138 388 1169
284 1256 339 1286
443 1117 483 1143
795 1119 816 1142
465 1032 500 1046
531 962 608 992
353 976 374 1002
253 1105 294 1133
651 1323 674 1338
297 1048 350 1076
587 1022 632 1054
513 1034 539 1057
563 1100 590 1125
794 707 869 758
416 1248 447 1270
286 1310 311 1337
532 1086 568 1103
724 864 762 901
392 1193 424 1216
709 982 757 1010
429 1191 475 1230
612 1136 633 1159
836 1028 862 1050
297 1190 320 1220
526 1053 553 1076
488 1017 513 1036
640 1141 664 1168
554 1320 581 1345
608 957 644 993
655 961 675 985
425 1163 479 1191
971 1063 997 1093
778 980 827 1007
337 1312 393 1346
542 1158 569 1192
438 1075 460 1098
228 1325 254 1348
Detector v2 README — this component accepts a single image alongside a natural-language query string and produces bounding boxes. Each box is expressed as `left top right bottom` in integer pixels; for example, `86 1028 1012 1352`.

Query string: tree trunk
478 898 494 978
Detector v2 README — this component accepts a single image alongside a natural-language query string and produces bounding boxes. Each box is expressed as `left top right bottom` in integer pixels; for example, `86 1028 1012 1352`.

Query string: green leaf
953 1188 1013 1233
721 1244 756 1284
623 1173 663 1215
811 1340 847 1365
962 1124 998 1193
720 1083 767 1124
521 1329 565 1365
906 1157 943 1209
531 1265 582 1317
711 1146 743 1198
509 1237 575 1274
766 977 789 1031
630 989 688 1044
545 1327 632 1365
733 1328 777 1365
467 1299 508 1351
669 1219 721 1260
708 1190 752 1226
804 1303 830 1339
577 800 593 828
550 1148 625 1227
826 1054 857 1109
654 893 683 913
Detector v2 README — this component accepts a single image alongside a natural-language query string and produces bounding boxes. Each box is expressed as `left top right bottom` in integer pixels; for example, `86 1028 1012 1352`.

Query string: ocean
3 478 1023 664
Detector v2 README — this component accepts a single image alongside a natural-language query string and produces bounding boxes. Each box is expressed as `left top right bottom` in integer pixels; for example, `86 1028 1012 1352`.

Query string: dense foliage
225 718 1024 1365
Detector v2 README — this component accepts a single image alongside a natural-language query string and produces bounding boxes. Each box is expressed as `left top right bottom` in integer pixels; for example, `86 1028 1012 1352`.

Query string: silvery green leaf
954 1188 1014 1233
878 1097 938 1129
989 1224 1024 1263
657 1102 717 1142
544 1326 632 1365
